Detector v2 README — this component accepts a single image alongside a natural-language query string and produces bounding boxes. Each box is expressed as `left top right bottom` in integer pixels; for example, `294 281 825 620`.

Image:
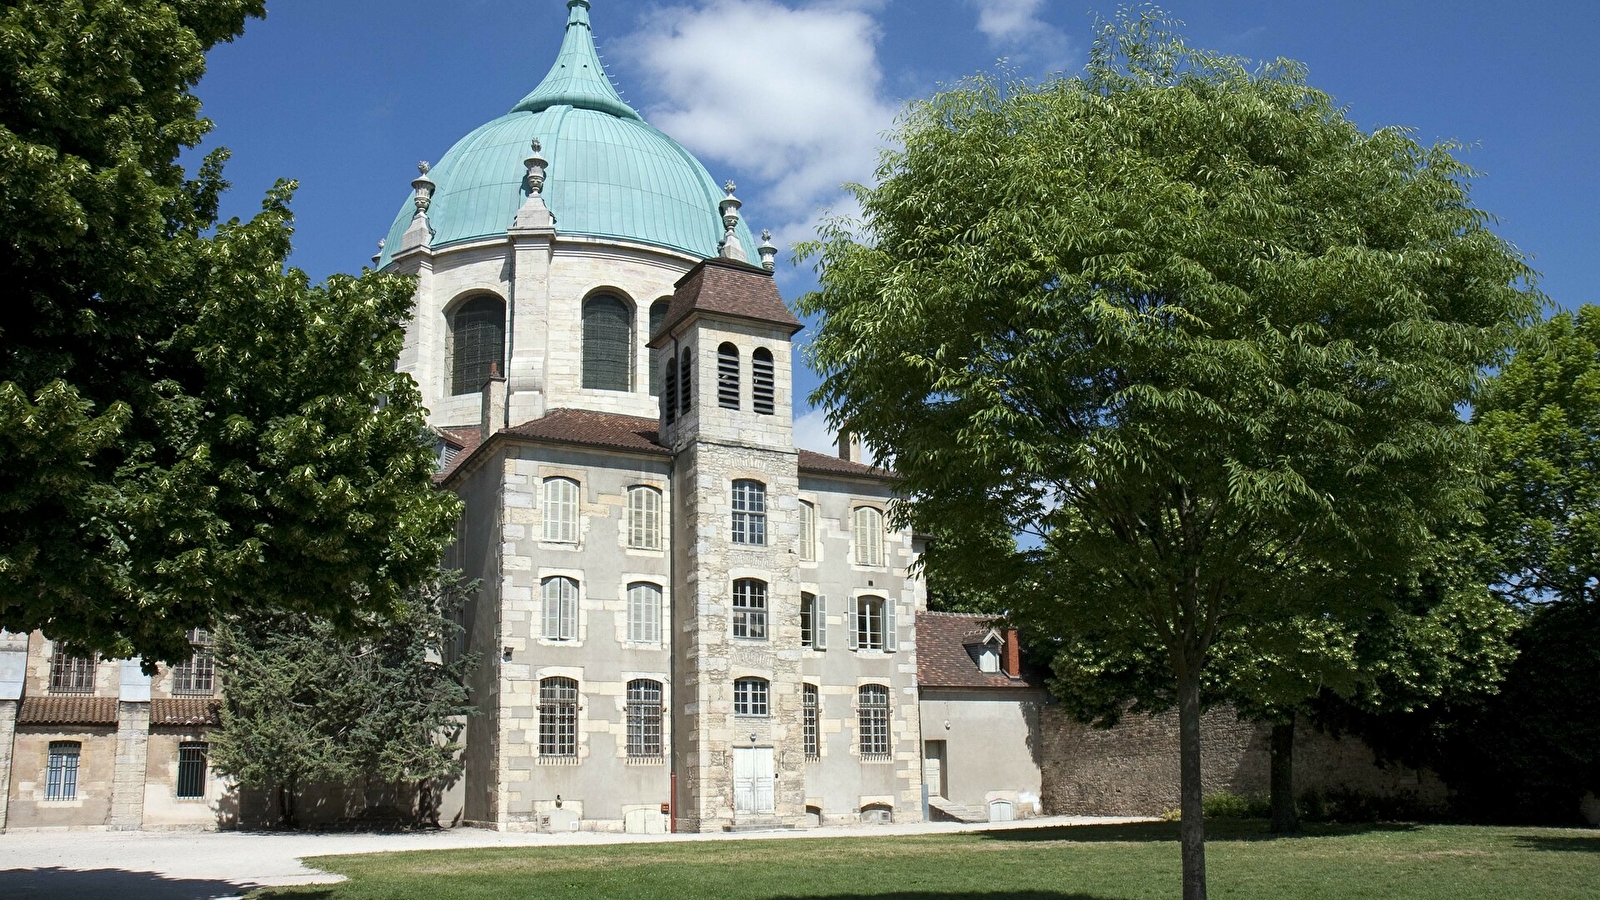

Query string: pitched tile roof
797 449 894 480
151 698 222 727
916 612 1044 690
435 425 484 483
18 696 118 726
649 258 802 347
505 408 670 456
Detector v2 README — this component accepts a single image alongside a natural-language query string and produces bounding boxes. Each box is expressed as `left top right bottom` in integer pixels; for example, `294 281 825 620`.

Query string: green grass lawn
250 821 1600 900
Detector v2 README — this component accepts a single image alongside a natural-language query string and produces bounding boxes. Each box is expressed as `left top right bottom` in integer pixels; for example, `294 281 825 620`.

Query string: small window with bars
626 679 663 760
751 347 775 415
717 342 741 409
803 684 820 760
543 477 580 543
177 742 208 800
858 685 891 759
583 294 633 392
799 500 817 562
170 629 215 696
49 650 96 693
627 582 662 645
853 506 885 567
732 579 768 640
627 486 662 550
45 741 80 800
541 577 579 642
733 677 769 717
731 480 767 546
649 300 671 396
539 677 579 758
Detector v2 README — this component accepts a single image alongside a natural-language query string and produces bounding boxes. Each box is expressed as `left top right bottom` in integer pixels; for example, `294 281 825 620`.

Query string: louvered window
803 684 820 759
732 579 768 640
628 582 662 644
541 576 579 641
799 501 817 561
626 679 663 759
648 300 670 396
450 295 506 396
543 477 580 543
752 347 775 415
664 361 679 423
858 685 891 759
718 343 741 409
539 677 579 757
853 506 885 567
627 486 662 550
583 294 632 392
678 348 693 414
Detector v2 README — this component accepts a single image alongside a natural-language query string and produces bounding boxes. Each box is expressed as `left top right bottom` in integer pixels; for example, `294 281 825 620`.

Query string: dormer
649 258 803 452
967 626 1023 679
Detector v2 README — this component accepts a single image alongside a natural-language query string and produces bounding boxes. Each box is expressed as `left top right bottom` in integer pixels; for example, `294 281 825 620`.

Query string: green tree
211 571 478 828
0 0 458 665
799 12 1538 897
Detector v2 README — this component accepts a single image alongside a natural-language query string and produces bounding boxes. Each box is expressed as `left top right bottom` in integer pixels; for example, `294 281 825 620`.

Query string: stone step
928 799 988 824
725 817 795 833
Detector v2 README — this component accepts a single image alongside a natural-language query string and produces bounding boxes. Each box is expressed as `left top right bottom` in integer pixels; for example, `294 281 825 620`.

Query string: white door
733 747 775 814
989 799 1015 822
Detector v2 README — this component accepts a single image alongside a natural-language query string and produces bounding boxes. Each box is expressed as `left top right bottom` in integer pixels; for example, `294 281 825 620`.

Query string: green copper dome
379 0 759 268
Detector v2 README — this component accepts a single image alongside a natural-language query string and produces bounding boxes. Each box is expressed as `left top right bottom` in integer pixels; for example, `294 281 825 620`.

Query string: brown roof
505 408 670 456
916 612 1043 690
151 698 222 727
434 425 484 483
797 449 894 480
649 258 802 347
18 696 118 726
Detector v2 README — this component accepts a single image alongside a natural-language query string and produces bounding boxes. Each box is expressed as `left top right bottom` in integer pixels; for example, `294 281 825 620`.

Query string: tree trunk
278 780 299 830
1178 664 1208 900
1269 714 1299 834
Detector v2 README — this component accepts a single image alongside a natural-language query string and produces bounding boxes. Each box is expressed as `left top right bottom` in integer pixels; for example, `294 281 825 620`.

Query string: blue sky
194 0 1598 452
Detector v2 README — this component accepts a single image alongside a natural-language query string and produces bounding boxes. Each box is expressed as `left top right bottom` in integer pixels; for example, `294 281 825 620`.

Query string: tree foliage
210 571 478 828
800 10 1538 896
0 0 458 664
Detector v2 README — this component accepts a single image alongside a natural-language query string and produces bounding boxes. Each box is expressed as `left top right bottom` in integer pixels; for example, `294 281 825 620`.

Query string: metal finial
377 238 386 251
531 139 542 153
761 229 772 241
418 161 431 176
724 180 737 196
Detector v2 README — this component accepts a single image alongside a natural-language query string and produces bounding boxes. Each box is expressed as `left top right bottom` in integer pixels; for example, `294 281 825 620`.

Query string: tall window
853 506 885 566
803 684 820 759
170 629 215 696
733 677 769 717
45 742 80 800
648 300 671 396
627 486 663 550
858 685 890 759
543 477 579 543
663 360 679 423
717 342 741 409
800 592 816 648
799 501 817 562
731 480 767 545
854 596 887 651
678 347 693 414
626 679 663 759
538 677 579 757
177 742 208 800
49 650 95 693
627 582 662 644
541 576 579 641
751 347 775 415
450 295 506 396
732 579 768 640
583 294 632 392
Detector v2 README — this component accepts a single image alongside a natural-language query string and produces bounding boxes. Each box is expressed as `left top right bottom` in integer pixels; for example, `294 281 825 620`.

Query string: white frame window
627 485 663 550
858 684 891 760
848 595 897 653
538 677 579 758
541 576 579 641
732 579 768 641
853 506 885 567
801 592 827 649
731 480 767 546
543 477 580 543
626 679 664 760
627 582 663 644
803 684 820 760
799 500 817 562
733 677 770 717
45 741 80 800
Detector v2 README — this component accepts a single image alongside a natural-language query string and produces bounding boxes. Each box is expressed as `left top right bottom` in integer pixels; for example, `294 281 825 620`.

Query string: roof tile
151 698 222 727
650 258 802 346
916 612 1044 690
18 696 118 726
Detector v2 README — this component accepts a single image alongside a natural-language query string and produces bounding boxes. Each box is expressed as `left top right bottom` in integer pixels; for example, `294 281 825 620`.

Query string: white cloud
792 406 875 465
617 0 897 245
963 0 1073 71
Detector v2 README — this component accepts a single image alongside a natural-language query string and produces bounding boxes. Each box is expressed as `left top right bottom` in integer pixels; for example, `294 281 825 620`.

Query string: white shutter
560 579 578 641
846 595 859 650
884 600 898 652
542 579 561 639
814 594 827 650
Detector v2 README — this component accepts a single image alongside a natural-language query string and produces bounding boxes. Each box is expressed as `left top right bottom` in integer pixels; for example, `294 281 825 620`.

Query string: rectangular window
543 477 580 543
45 742 80 800
858 686 891 759
853 506 885 567
856 596 885 651
627 486 663 550
170 629 215 696
539 678 579 758
732 579 768 641
731 480 767 546
800 592 815 648
803 685 820 760
628 583 662 644
799 501 817 562
177 742 208 800
542 577 579 641
627 680 664 760
49 651 96 693
733 678 769 717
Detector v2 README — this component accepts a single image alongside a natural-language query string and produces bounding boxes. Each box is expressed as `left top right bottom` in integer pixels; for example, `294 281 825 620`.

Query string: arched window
626 679 663 759
678 347 693 414
626 486 662 550
649 300 671 396
799 501 817 562
450 295 506 396
858 684 890 759
853 506 885 567
541 576 578 641
718 343 741 409
543 477 580 543
752 347 775 415
732 578 768 640
733 677 769 716
627 582 662 644
538 677 579 757
583 293 632 392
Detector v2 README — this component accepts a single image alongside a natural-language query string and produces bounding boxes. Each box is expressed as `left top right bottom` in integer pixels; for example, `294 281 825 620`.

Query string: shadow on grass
1515 835 1600 853
0 866 257 900
979 820 1422 844
771 895 1109 900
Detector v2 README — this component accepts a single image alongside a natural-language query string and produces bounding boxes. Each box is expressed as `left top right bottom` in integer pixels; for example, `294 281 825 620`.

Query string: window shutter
542 581 560 640
846 595 858 650
884 600 898 652
814 594 827 649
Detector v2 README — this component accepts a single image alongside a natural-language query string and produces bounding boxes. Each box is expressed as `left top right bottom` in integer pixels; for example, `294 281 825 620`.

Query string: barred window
628 582 662 644
751 347 775 415
803 684 820 760
177 742 208 800
626 679 663 759
678 347 693 415
799 500 817 562
543 477 580 543
627 486 662 551
170 629 215 696
583 294 633 392
541 576 579 642
732 579 768 641
858 685 890 759
664 360 679 423
717 342 741 409
49 650 96 693
538 677 579 757
450 295 506 396
733 677 769 717
731 480 766 546
648 300 671 396
45 741 80 800
853 506 885 566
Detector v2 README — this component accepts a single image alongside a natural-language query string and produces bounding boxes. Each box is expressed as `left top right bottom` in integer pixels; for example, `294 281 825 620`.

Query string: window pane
451 296 506 396
732 481 767 546
539 677 579 757
732 579 767 640
857 597 885 651
734 678 769 716
583 295 632 392
177 742 208 799
800 592 815 647
803 685 820 759
628 583 662 644
46 742 80 800
49 652 96 693
627 679 663 758
859 685 890 758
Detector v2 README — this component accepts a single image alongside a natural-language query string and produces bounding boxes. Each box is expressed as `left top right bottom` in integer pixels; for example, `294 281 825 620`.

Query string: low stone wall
1039 705 1446 817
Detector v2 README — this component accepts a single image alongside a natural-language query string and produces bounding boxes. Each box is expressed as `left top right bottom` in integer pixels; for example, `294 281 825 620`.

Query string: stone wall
0 699 14 830
108 702 150 829
1039 705 1446 816
6 727 118 829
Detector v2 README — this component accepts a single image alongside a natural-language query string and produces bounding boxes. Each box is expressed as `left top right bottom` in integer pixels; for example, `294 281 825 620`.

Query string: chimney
838 428 864 463
481 364 508 442
1002 628 1022 679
